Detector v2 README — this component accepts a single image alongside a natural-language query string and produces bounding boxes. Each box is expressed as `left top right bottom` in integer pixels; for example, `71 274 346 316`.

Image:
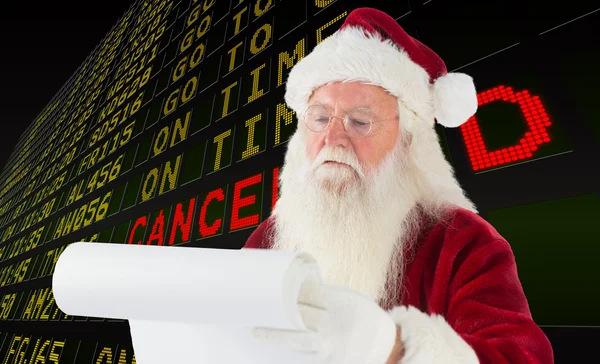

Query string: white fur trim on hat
284 26 435 123
388 306 479 364
433 73 478 128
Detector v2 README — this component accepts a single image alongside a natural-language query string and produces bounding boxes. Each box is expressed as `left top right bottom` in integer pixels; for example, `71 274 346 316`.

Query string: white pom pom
433 73 478 128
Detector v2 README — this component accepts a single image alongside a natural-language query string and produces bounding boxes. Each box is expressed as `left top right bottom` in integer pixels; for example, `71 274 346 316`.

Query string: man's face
274 83 413 302
304 82 400 187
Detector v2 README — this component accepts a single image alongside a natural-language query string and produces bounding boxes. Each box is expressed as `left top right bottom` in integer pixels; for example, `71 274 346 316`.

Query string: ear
402 130 413 150
397 105 415 153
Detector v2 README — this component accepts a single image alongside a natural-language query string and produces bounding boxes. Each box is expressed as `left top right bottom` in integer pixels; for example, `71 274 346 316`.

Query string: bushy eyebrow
306 102 373 113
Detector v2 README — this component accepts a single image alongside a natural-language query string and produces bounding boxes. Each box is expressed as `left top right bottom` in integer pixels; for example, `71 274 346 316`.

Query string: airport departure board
0 0 598 362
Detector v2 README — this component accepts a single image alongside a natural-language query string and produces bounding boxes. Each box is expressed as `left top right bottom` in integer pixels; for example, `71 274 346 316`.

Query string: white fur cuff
388 306 479 364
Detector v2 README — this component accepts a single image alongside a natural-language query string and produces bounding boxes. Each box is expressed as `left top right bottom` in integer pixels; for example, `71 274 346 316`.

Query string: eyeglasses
302 104 398 138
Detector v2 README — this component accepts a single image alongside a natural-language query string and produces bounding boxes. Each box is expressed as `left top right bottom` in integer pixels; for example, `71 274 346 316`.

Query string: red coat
244 206 554 363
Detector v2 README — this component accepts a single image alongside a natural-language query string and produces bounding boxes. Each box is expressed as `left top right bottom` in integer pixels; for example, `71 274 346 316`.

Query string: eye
352 119 369 126
305 105 331 124
349 118 370 127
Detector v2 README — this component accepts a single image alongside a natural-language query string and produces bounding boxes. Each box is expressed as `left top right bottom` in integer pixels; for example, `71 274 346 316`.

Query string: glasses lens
305 105 330 132
346 109 373 137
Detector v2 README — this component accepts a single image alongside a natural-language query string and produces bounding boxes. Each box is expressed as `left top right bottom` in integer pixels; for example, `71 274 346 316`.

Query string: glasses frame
302 103 398 139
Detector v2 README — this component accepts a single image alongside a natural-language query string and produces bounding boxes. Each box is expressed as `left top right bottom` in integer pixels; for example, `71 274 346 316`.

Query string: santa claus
244 7 553 364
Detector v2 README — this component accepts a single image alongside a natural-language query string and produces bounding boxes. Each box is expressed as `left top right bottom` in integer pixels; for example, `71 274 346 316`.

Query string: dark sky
0 1 136 173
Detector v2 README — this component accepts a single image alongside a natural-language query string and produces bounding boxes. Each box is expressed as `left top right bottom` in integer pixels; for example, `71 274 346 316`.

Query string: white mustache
310 147 366 179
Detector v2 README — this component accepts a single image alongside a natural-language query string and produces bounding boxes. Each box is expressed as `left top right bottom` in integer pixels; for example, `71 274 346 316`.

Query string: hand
253 282 399 364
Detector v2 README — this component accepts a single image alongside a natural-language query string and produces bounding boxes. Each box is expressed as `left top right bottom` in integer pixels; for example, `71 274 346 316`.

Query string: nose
324 116 351 148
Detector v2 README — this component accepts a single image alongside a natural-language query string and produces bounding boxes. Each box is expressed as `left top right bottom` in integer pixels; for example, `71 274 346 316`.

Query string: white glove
253 281 398 364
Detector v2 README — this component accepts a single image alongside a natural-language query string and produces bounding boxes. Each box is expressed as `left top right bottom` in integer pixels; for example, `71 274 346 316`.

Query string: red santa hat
284 7 478 128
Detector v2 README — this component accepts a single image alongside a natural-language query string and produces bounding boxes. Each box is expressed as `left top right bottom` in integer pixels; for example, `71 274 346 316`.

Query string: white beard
272 131 423 304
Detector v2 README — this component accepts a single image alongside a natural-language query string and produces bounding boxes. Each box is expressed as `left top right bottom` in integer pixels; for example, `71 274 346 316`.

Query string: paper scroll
53 242 322 363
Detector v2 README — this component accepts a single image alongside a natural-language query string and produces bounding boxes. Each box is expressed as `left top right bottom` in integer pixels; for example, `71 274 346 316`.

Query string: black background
0 1 133 170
